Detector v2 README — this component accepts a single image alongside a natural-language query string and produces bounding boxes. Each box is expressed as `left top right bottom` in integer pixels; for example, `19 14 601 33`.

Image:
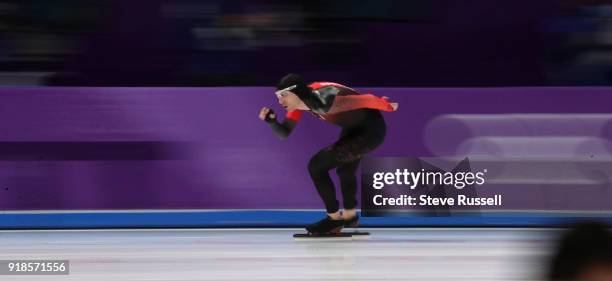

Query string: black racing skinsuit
267 83 388 213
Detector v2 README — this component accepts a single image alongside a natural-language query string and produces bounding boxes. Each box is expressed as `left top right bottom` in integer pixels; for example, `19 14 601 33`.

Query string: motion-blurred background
2 0 612 87
1 0 612 228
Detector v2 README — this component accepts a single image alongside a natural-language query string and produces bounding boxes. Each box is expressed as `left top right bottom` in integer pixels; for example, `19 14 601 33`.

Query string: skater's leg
307 147 344 214
334 126 386 224
337 159 360 225
305 146 358 234
336 159 360 216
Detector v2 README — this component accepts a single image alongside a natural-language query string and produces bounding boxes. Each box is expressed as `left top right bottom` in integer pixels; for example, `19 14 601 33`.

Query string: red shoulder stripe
285 110 303 122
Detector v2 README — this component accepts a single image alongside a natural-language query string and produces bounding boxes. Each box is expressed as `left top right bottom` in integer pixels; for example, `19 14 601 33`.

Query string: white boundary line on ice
0 227 565 233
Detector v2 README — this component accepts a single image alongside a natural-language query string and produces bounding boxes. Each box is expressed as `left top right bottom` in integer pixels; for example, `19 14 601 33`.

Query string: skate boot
305 216 344 235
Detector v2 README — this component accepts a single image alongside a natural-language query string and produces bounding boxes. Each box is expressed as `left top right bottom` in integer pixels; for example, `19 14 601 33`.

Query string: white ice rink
0 228 559 281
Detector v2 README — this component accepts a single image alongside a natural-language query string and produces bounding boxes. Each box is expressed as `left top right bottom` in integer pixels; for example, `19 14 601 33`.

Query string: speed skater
258 73 398 234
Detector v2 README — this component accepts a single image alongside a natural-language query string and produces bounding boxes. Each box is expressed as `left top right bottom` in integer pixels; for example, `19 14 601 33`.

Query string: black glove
264 109 277 123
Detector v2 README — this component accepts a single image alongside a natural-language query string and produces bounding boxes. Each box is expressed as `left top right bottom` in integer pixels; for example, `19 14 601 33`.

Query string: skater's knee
308 148 339 176
308 157 324 175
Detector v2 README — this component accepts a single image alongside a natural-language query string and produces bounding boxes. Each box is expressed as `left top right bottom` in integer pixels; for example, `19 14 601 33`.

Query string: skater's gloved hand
258 107 276 123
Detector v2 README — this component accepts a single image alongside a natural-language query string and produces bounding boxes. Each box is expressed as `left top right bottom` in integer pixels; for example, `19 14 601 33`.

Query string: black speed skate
293 216 348 239
306 216 344 234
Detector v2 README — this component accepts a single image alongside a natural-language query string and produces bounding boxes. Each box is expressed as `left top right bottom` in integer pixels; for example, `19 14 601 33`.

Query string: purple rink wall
0 86 612 227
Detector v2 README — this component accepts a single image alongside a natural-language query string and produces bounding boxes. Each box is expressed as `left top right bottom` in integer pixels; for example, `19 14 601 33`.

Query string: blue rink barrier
1 210 611 229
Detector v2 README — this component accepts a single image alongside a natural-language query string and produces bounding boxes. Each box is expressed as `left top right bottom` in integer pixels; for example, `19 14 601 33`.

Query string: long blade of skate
293 233 352 240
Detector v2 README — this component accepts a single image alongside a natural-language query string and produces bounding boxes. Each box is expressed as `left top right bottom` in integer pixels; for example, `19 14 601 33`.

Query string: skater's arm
327 94 398 114
269 119 296 140
259 107 301 140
